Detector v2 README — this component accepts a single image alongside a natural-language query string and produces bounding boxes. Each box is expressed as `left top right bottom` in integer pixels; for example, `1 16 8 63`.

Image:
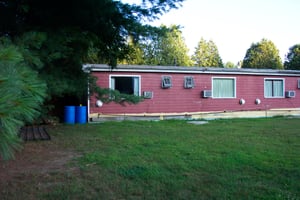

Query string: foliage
284 44 300 70
242 38 283 69
89 76 143 105
0 0 184 66
0 38 47 160
224 61 236 68
95 87 143 105
140 25 192 66
192 38 223 67
118 36 145 65
38 29 91 98
0 0 185 111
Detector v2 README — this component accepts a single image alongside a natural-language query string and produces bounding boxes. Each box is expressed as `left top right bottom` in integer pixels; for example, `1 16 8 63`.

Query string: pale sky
122 0 300 64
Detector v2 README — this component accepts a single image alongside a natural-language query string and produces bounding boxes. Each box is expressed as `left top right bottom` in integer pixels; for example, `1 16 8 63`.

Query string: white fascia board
84 64 300 77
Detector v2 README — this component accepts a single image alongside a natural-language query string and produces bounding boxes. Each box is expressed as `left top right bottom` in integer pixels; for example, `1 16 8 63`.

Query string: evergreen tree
0 37 46 160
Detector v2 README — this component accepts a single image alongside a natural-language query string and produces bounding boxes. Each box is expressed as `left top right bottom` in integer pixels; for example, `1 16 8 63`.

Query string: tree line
0 0 300 159
118 25 300 70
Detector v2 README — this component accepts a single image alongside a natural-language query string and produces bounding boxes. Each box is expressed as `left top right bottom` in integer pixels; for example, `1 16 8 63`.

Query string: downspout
87 76 90 123
83 64 91 123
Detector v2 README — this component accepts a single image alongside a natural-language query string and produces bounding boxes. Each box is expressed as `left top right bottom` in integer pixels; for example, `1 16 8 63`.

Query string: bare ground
0 137 81 199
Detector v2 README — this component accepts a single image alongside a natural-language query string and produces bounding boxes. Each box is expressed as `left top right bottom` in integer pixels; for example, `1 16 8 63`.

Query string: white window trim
212 77 236 99
109 75 141 96
264 78 285 98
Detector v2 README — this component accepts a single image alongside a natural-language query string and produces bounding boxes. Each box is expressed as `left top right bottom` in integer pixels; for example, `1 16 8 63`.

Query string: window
264 78 284 98
184 76 195 88
162 76 172 88
212 77 236 98
110 75 140 96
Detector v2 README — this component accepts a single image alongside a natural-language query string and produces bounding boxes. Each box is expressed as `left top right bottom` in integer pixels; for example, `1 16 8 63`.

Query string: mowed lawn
1 117 300 199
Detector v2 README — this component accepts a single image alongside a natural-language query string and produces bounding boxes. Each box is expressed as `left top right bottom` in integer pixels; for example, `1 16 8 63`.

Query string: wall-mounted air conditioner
161 76 172 89
143 91 153 99
202 90 212 98
285 90 296 98
184 76 195 89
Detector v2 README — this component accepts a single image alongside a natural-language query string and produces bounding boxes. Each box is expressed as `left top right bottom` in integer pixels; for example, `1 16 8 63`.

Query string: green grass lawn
2 117 300 199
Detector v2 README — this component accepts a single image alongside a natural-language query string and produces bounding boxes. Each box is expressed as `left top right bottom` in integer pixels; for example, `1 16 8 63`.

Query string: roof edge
82 64 300 76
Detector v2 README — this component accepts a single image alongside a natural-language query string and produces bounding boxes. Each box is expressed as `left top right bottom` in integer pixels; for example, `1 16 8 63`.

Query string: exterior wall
89 70 300 116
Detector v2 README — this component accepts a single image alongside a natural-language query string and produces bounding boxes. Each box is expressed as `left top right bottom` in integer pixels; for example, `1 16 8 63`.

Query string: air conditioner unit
143 91 153 99
161 76 172 89
285 90 296 98
184 76 195 89
202 90 212 98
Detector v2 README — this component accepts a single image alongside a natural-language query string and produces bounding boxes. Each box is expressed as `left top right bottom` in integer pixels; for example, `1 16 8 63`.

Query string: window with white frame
184 76 195 88
212 77 236 98
110 75 140 96
264 78 284 98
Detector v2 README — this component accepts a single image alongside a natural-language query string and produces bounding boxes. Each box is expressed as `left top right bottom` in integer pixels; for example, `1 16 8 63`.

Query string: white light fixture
96 100 103 107
255 98 261 105
239 98 246 105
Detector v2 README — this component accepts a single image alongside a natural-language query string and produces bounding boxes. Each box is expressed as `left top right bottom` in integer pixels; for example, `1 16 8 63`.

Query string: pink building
83 64 300 121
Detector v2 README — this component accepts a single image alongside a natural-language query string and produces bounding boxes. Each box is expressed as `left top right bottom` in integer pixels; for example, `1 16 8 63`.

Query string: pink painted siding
89 71 300 115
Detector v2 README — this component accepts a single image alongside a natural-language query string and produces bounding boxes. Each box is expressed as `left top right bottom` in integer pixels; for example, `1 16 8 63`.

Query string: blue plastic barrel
75 106 87 124
64 106 75 124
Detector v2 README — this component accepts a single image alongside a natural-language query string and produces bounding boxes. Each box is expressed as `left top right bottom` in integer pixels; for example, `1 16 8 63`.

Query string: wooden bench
19 126 51 141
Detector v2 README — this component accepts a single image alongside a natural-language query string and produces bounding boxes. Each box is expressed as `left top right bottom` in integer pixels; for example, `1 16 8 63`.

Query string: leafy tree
192 38 223 67
118 36 145 65
284 44 300 70
242 38 283 69
0 37 46 160
225 61 236 68
141 25 192 66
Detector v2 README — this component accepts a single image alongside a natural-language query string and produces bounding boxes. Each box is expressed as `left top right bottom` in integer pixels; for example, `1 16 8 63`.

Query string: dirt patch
0 140 80 185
